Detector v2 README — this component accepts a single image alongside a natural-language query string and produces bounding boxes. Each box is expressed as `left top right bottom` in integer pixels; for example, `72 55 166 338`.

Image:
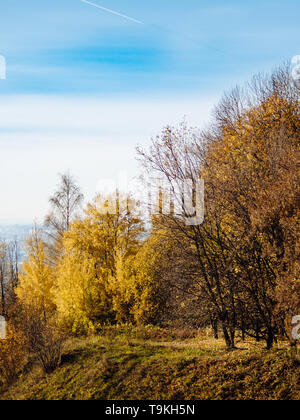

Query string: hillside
1 328 299 400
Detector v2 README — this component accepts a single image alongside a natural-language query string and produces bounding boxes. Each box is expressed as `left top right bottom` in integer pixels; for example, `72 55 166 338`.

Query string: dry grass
0 326 299 400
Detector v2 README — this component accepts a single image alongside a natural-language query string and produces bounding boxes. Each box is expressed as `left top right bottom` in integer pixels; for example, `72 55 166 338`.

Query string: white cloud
0 94 216 224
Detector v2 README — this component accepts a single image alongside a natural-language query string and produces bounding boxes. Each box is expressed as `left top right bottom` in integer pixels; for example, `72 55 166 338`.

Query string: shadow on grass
61 349 86 365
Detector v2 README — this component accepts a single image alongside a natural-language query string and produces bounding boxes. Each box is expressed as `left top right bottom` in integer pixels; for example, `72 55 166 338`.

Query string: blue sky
0 0 299 223
1 0 299 95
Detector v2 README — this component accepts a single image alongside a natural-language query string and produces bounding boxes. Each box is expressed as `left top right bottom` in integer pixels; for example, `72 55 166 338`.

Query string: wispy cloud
81 0 144 25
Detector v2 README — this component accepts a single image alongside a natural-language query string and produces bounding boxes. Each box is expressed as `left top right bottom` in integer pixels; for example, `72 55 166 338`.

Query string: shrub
0 328 27 385
21 309 66 374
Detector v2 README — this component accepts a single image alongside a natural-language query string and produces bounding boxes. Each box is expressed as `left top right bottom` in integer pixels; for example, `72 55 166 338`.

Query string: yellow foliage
110 230 171 325
55 250 111 333
54 193 144 331
16 241 55 313
0 327 27 384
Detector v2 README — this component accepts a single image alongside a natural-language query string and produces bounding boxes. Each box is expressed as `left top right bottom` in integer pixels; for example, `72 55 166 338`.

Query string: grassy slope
1 328 299 400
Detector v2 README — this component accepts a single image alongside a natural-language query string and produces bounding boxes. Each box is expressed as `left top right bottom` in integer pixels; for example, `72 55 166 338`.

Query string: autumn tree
111 224 177 325
0 240 20 317
137 65 299 349
16 236 55 317
203 70 299 348
138 122 241 348
54 193 144 332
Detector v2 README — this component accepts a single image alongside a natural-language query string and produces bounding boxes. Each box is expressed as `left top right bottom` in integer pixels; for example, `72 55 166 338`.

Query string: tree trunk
241 317 245 341
221 321 234 349
213 321 219 339
230 328 235 348
210 313 219 339
255 322 260 342
266 329 274 350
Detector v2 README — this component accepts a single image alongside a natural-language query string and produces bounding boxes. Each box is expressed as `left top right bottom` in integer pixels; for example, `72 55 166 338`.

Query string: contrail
81 0 144 25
